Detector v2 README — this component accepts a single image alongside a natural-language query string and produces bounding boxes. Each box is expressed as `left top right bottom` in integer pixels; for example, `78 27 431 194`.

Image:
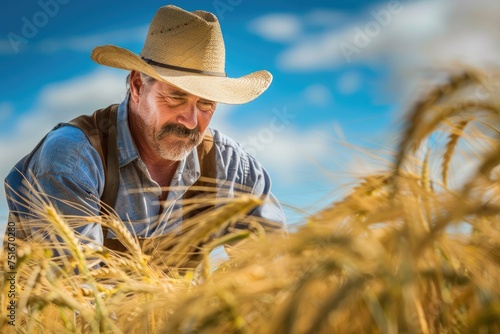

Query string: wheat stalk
147 194 262 270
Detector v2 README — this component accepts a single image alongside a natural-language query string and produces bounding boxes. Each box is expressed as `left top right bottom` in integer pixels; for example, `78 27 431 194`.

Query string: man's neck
147 160 179 188
135 140 179 189
139 149 179 202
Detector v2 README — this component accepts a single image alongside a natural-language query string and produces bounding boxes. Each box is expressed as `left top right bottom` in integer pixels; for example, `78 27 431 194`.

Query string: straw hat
91 5 272 104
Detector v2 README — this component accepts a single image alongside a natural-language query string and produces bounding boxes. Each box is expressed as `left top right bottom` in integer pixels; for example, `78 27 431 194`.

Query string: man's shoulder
209 128 246 154
41 124 90 152
208 127 269 176
33 124 102 172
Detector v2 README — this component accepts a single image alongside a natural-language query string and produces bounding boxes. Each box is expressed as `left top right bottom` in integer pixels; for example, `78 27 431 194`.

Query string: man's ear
129 70 143 103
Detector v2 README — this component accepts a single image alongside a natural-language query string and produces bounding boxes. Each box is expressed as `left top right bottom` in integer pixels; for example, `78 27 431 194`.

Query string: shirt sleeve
210 129 287 234
20 125 106 243
238 152 287 233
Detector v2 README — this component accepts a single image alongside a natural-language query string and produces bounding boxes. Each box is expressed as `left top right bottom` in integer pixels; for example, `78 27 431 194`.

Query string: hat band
142 57 227 77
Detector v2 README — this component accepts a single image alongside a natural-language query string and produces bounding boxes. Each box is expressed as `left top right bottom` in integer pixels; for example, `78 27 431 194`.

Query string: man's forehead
155 81 214 101
154 80 187 94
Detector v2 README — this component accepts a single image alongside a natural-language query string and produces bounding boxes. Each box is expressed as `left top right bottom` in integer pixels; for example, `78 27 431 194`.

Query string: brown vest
68 104 216 267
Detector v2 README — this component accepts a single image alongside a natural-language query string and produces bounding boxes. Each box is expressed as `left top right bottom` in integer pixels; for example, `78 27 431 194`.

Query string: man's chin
157 143 196 161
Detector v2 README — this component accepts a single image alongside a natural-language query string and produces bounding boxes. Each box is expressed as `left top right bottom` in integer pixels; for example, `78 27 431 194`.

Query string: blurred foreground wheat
2 68 500 333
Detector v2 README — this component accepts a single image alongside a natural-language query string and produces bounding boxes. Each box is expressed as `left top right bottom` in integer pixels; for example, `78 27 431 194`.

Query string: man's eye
197 101 215 111
168 96 184 103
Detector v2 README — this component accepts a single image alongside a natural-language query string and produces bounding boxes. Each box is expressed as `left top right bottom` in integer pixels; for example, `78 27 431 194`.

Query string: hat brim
91 45 272 104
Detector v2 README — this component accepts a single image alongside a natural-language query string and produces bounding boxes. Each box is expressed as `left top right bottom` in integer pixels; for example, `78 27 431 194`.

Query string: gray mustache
158 123 200 142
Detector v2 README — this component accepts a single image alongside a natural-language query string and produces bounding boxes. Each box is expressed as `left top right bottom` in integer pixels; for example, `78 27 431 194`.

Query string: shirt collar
117 95 139 167
116 95 201 186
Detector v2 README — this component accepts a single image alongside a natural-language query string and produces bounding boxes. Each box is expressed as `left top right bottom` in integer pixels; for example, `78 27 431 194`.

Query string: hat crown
90 5 272 104
140 5 226 73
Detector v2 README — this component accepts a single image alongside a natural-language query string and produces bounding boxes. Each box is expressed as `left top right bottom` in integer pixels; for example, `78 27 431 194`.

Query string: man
4 5 285 258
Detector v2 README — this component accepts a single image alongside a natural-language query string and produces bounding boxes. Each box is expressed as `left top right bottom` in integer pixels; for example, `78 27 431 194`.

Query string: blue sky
1 0 499 231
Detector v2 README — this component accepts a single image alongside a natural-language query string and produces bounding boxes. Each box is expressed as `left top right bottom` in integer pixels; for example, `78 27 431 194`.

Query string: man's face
129 73 216 161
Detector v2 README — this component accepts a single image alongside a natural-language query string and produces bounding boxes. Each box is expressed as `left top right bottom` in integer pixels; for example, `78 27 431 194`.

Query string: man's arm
6 125 106 243
234 153 286 233
209 128 286 234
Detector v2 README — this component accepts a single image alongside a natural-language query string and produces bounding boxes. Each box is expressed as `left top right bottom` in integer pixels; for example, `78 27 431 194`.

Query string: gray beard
154 123 203 161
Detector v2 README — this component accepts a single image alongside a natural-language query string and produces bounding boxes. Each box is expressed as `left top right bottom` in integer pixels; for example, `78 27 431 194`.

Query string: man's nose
176 104 198 130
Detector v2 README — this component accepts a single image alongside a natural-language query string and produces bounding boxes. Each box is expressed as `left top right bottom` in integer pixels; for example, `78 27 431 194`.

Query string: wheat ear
44 205 87 274
159 195 262 269
442 119 471 187
394 70 478 173
101 217 149 269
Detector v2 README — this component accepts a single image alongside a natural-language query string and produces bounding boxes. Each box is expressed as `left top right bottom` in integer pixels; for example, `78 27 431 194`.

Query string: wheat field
1 68 500 333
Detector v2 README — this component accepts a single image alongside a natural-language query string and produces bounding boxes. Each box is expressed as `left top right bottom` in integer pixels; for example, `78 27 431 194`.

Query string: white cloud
248 14 303 42
336 71 363 95
248 9 346 44
302 84 332 106
252 128 331 182
277 28 350 71
13 70 126 138
263 0 500 73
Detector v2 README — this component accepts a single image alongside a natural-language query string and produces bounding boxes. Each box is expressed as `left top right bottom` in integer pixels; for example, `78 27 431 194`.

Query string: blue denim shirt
5 97 286 243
